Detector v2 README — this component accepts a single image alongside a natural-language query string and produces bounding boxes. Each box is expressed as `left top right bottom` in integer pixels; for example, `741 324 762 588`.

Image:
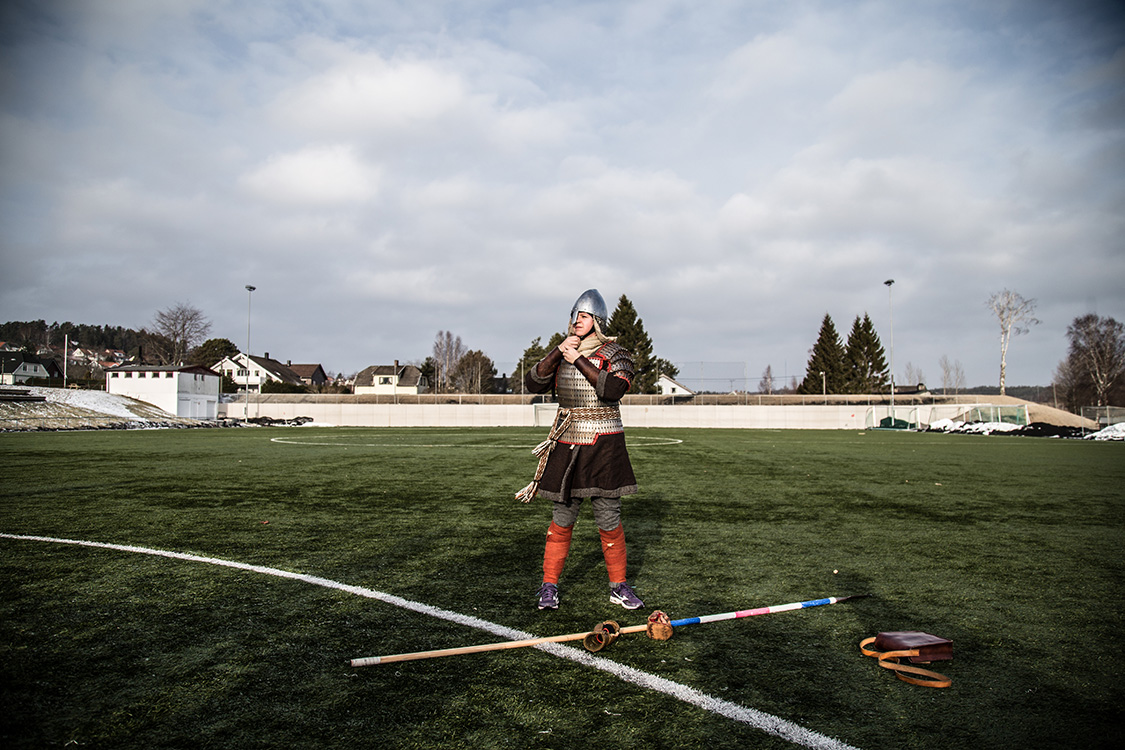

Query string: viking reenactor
516 289 644 611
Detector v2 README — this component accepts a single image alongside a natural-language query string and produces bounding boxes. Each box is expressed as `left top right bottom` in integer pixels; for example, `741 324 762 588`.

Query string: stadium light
244 285 255 421
884 279 895 423
819 370 826 405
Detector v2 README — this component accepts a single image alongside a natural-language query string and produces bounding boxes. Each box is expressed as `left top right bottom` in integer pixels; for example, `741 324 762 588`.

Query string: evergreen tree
509 336 548 394
189 337 240 367
652 357 679 382
797 313 846 394
606 295 657 393
843 313 889 393
419 357 436 391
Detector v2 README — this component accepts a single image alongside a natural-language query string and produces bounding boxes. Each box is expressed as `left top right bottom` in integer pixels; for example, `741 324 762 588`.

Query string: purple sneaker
609 582 644 610
537 582 559 610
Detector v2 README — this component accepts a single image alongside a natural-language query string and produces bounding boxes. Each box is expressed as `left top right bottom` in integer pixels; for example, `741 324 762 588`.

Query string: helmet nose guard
570 289 608 327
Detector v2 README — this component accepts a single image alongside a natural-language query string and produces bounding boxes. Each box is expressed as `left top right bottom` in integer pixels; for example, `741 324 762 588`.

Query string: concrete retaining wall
218 401 885 429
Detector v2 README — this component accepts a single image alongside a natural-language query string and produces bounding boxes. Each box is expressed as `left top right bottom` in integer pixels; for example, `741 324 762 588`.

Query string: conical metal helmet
570 288 608 327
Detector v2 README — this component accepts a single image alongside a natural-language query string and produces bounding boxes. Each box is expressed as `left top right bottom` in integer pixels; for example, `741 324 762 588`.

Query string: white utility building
105 365 220 419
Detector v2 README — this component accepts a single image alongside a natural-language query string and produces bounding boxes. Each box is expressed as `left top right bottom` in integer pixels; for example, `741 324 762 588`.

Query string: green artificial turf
1 427 1122 749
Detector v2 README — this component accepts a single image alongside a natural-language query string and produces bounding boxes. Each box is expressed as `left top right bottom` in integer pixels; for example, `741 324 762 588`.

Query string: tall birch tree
986 289 1039 395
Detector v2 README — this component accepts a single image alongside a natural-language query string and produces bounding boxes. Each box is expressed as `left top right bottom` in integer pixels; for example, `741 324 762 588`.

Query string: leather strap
860 636 952 688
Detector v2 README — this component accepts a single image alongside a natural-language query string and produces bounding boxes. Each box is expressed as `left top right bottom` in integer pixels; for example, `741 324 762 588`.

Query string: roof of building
658 374 695 394
109 364 221 377
244 354 304 385
288 363 327 380
1 351 47 367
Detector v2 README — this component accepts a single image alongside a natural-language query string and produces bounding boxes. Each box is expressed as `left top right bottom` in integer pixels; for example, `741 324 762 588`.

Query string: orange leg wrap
599 523 628 583
542 521 573 584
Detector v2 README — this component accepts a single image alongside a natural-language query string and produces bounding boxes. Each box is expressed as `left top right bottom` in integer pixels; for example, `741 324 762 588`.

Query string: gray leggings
552 496 622 531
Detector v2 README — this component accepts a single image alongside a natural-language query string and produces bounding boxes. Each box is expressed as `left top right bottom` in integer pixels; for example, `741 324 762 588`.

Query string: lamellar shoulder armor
555 342 633 445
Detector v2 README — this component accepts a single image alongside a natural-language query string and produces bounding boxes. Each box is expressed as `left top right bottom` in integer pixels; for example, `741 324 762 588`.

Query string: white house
105 365 220 419
0 352 50 385
656 374 695 397
354 361 427 395
213 353 304 393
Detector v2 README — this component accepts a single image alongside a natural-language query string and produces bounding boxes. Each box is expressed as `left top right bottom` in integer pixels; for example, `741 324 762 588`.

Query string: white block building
105 365 220 419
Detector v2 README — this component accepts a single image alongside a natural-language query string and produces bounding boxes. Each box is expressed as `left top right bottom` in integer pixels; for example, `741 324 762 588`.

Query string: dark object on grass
860 631 952 688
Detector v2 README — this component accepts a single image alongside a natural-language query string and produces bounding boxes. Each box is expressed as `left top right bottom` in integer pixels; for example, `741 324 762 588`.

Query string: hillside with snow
0 387 193 431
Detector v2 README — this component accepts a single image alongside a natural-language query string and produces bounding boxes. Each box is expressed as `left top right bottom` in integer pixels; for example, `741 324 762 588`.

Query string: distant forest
0 320 149 354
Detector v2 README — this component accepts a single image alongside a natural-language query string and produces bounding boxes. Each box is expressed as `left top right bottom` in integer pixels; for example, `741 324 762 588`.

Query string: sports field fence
1081 405 1125 428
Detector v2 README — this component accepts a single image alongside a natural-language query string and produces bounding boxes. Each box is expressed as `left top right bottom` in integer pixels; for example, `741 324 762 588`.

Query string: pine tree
606 295 657 393
843 313 889 393
509 336 548 394
797 313 846 394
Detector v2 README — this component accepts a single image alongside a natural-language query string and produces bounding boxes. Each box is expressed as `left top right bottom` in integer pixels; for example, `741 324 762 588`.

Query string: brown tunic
524 342 638 502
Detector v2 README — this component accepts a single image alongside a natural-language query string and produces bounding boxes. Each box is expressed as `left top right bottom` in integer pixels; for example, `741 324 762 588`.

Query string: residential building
289 363 328 387
0 352 50 385
212 352 305 393
657 374 695 397
354 361 427 395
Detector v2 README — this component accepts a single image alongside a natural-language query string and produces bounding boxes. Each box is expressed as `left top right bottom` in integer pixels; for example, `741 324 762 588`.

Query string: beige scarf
567 317 615 357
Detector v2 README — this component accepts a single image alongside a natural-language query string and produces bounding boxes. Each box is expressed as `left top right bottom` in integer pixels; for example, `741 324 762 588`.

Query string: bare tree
938 355 966 395
1053 355 1089 413
986 289 1039 395
431 330 466 392
759 364 774 395
452 350 497 393
903 361 925 387
1065 314 1125 406
151 302 211 365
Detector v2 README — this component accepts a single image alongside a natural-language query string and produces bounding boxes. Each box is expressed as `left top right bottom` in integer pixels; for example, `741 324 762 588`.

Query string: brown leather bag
860 631 952 688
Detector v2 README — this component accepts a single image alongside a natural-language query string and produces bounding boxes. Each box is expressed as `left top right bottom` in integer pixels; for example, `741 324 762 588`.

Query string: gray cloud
2 0 1122 388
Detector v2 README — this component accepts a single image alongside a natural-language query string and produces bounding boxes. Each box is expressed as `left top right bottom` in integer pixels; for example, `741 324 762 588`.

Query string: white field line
269 435 684 448
0 532 857 750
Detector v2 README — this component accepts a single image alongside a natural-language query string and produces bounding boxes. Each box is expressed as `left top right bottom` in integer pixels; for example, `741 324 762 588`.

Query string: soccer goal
959 404 1029 426
907 403 1030 429
865 405 920 430
1081 406 1125 427
533 402 560 427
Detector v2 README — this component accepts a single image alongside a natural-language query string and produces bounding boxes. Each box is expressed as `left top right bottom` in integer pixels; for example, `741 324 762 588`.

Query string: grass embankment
1 428 1121 749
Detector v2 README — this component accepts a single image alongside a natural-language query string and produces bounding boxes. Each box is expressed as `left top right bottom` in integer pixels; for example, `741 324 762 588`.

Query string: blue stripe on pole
668 597 840 629
801 598 834 608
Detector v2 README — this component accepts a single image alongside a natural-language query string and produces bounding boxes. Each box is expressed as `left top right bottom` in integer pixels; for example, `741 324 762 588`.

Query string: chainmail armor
555 342 632 445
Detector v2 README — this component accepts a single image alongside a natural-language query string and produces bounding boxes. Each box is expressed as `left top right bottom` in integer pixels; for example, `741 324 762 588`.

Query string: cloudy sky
2 0 1122 390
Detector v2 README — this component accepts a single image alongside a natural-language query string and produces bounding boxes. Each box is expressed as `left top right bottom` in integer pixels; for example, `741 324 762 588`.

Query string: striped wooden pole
349 595 867 667
668 594 868 629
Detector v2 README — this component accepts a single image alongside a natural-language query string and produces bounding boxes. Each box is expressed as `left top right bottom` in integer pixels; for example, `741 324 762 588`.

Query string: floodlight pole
884 279 895 423
244 285 255 421
820 371 826 405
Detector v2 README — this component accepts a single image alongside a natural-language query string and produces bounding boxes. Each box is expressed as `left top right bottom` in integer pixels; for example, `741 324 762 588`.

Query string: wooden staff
350 621 645 667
